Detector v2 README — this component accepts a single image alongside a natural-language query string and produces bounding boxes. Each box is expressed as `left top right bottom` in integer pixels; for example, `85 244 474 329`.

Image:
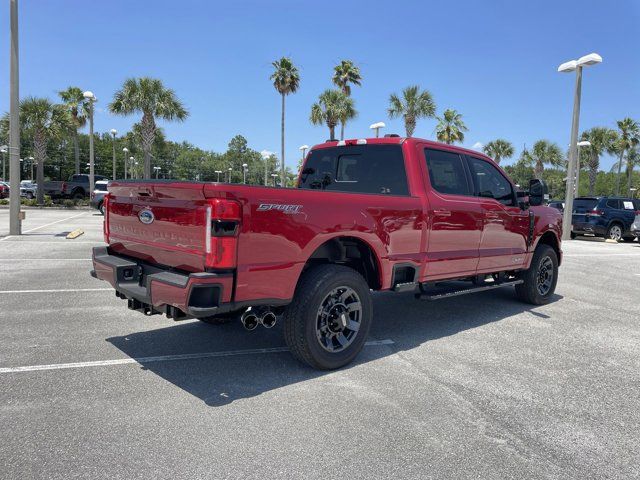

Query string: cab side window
424 148 471 196
468 157 515 206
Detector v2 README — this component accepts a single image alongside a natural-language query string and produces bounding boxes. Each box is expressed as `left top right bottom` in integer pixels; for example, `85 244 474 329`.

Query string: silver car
20 180 37 199
90 180 109 214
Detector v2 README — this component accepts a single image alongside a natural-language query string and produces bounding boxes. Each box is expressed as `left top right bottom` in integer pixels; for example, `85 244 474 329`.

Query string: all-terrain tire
283 264 373 370
515 244 558 305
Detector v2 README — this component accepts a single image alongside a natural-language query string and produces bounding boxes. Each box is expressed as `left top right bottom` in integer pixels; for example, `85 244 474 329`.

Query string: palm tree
482 139 514 164
435 109 468 145
58 87 87 174
580 127 618 195
519 140 563 179
270 57 300 187
625 147 639 195
332 60 362 140
613 118 639 195
18 97 72 204
109 77 188 179
310 90 356 140
387 85 436 137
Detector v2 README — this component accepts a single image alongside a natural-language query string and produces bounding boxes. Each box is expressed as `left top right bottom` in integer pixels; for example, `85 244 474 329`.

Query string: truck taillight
103 194 110 243
590 209 604 216
61 182 67 193
205 199 241 269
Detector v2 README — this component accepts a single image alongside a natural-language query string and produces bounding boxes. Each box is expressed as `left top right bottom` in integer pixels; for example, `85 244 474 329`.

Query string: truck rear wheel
515 244 558 305
283 264 372 370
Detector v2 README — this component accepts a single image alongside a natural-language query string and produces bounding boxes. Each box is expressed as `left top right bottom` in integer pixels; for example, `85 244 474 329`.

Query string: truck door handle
433 209 451 217
485 212 500 219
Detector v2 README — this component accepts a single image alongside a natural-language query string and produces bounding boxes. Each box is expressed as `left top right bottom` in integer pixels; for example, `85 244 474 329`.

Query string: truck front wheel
515 244 558 305
283 264 373 370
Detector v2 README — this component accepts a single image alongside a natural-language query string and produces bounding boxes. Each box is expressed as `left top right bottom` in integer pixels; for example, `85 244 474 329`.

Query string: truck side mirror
516 190 529 210
528 179 549 206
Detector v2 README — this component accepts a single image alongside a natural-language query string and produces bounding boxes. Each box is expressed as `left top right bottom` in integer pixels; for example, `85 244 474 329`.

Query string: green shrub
62 199 75 209
0 199 8 205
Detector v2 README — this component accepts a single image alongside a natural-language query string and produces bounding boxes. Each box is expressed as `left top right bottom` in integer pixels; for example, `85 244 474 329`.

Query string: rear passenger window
606 199 620 209
424 148 471 196
298 145 408 195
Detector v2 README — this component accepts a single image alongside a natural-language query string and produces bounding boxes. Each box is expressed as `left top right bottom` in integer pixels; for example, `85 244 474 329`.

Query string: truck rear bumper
91 246 235 319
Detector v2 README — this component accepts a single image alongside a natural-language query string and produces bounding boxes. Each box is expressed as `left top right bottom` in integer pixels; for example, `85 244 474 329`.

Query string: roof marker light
336 140 346 146
356 139 367 145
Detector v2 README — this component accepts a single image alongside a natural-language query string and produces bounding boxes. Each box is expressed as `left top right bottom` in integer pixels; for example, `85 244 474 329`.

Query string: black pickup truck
44 174 109 199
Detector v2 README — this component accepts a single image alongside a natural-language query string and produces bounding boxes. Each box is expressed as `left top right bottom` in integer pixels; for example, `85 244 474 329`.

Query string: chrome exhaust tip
260 311 277 329
240 310 259 331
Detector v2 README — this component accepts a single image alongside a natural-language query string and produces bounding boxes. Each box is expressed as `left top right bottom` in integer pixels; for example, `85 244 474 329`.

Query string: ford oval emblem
138 209 155 225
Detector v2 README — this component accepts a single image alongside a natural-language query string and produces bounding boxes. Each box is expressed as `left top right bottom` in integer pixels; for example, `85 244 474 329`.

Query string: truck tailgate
106 182 210 272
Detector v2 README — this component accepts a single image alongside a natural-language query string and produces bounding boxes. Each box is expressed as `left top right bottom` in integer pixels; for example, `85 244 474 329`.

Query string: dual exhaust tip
241 307 277 331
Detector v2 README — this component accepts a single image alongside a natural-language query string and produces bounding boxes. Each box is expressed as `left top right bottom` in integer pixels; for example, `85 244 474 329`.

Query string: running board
415 279 523 301
393 282 418 293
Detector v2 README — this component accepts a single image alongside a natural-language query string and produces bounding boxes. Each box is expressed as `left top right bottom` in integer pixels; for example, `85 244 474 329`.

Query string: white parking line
0 339 395 374
0 288 111 294
565 254 639 257
0 212 89 241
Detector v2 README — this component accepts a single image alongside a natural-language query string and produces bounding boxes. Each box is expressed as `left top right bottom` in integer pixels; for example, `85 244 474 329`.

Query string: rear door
572 198 599 231
421 146 482 279
466 156 529 271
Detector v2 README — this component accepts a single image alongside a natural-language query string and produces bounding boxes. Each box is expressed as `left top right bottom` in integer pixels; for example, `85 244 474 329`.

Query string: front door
466 156 530 272
421 147 483 280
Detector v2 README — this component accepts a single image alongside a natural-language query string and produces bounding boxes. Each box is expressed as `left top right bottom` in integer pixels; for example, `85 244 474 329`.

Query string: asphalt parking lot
0 209 638 479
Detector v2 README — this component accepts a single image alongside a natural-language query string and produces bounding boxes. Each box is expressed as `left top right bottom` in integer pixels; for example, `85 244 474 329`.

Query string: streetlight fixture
369 122 386 138
153 166 161 179
574 140 591 198
83 90 97 195
110 129 117 180
299 144 309 159
214 170 222 182
129 156 135 179
629 187 637 199
228 167 233 183
242 163 248 184
122 147 129 179
558 52 602 240
271 173 278 187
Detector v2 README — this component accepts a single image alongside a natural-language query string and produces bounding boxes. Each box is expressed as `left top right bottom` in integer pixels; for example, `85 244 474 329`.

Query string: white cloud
471 142 484 150
260 150 276 159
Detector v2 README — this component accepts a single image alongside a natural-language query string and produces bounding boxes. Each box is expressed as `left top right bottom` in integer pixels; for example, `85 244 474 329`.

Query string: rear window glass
573 198 598 213
95 183 108 192
298 145 409 195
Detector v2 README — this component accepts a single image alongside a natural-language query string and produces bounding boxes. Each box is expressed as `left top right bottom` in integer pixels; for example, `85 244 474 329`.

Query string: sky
0 0 638 171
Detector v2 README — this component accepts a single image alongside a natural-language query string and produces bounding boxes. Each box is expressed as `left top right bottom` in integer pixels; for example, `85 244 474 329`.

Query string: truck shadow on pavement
107 288 561 407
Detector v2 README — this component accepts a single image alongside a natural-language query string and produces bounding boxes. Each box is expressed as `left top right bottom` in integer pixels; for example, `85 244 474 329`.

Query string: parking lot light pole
242 163 248 184
9 0 21 234
557 53 602 241
122 147 129 179
28 156 34 180
228 167 232 183
271 173 278 187
110 129 117 179
153 166 161 178
1 145 7 181
369 122 386 138
129 157 135 179
83 91 96 195
630 187 637 199
214 170 222 182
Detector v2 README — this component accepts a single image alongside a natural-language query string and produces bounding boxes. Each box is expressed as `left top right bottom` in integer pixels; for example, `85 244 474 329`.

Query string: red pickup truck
91 137 562 369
